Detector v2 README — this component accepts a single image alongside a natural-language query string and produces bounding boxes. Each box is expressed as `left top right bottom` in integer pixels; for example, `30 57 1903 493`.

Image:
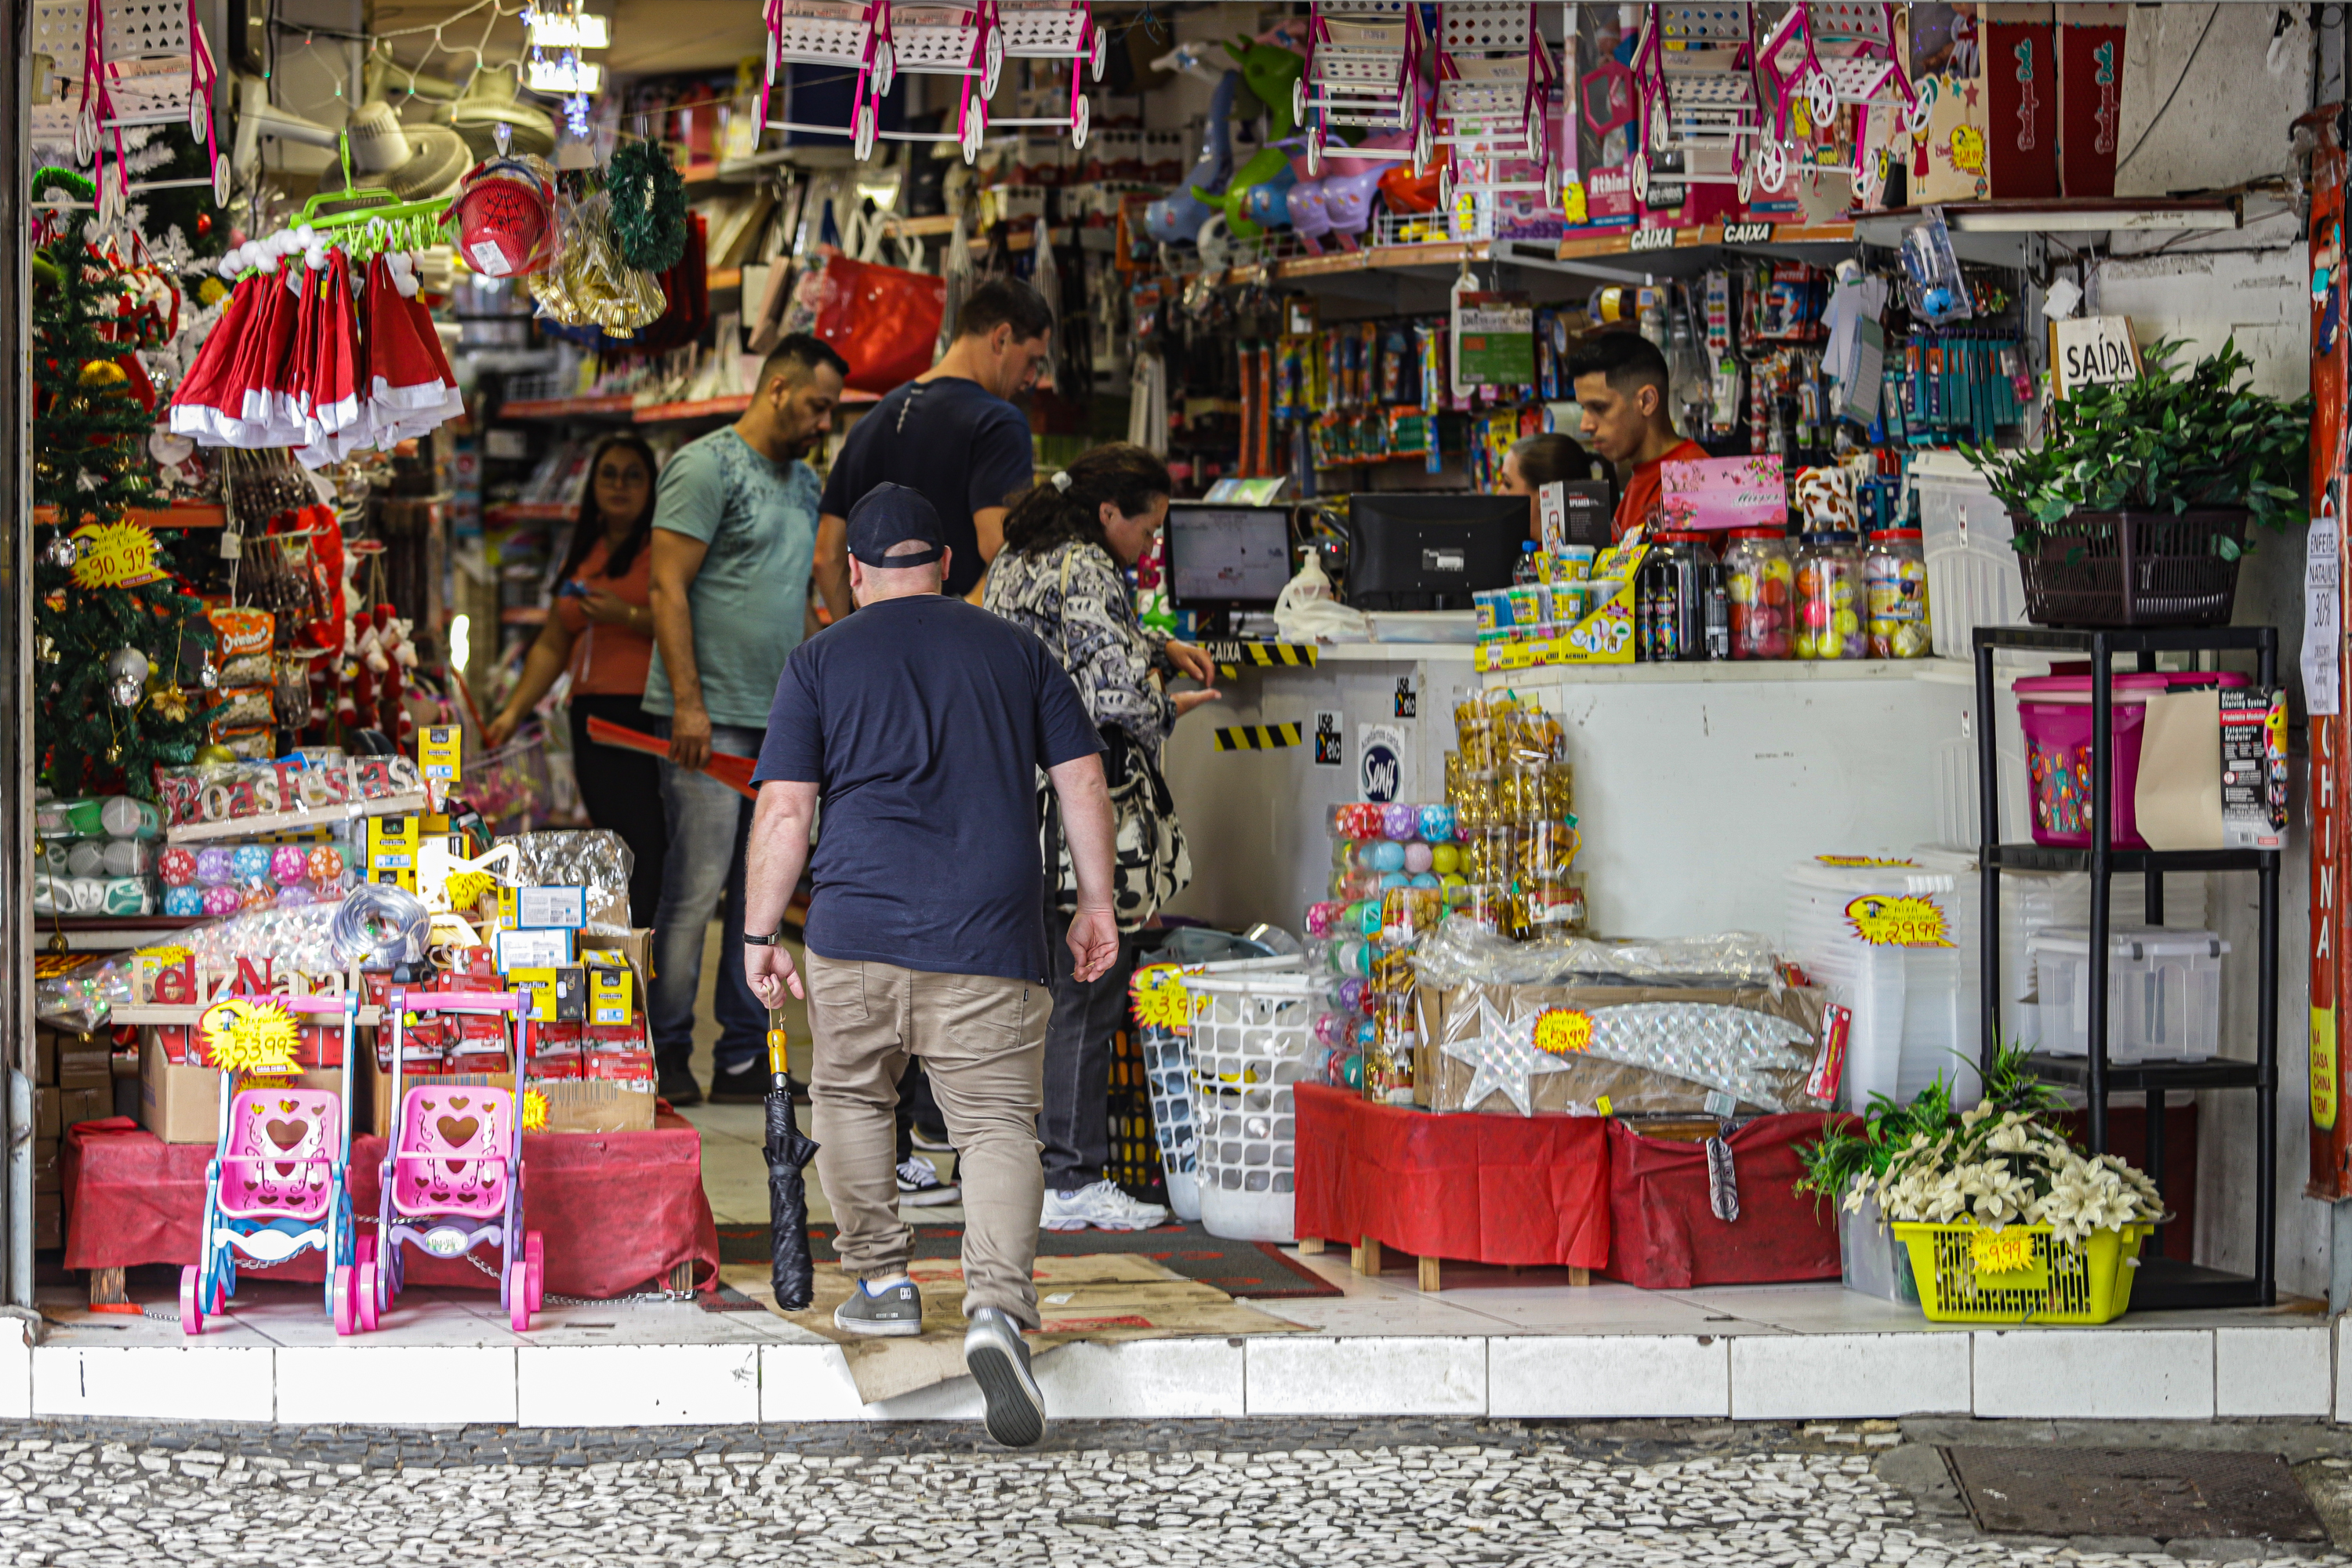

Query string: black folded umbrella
764 1026 820 1311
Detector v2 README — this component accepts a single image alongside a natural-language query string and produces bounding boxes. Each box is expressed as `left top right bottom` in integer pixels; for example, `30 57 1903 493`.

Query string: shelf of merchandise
34 503 226 529
633 387 880 423
1972 622 2281 1312
1553 219 1858 261
483 502 577 524
499 395 637 420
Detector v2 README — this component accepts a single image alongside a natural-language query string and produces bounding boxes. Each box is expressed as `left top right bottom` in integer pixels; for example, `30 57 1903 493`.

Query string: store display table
1294 1083 1612 1288
61 1112 717 1301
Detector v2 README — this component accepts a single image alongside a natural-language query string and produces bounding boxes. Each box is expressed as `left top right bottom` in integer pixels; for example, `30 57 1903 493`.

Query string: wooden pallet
1297 1236 1590 1294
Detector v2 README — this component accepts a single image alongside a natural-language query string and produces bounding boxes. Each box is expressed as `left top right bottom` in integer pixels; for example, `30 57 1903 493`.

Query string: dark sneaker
964 1306 1046 1448
896 1156 960 1207
658 1068 702 1109
833 1278 923 1338
708 1058 775 1104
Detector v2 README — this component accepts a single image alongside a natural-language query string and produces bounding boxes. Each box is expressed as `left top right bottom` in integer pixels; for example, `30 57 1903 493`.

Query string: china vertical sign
2307 107 2352 1199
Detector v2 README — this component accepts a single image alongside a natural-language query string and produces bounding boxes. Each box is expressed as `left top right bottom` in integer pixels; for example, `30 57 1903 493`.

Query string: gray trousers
1039 911 1138 1192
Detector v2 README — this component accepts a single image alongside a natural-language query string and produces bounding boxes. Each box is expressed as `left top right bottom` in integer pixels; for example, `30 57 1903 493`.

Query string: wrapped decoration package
36 901 348 1031
496 829 634 933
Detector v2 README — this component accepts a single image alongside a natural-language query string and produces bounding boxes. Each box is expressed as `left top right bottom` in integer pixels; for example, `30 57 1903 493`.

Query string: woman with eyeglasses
485 434 668 925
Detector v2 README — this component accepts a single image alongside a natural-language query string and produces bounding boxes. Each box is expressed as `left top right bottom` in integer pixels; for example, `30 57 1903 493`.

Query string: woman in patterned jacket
985 443 1223 1233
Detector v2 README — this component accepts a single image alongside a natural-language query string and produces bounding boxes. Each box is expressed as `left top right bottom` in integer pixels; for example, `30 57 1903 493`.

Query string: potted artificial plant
1964 339 2310 628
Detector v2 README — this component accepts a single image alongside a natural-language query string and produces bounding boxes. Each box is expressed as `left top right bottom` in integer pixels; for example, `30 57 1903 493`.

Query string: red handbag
811 252 946 394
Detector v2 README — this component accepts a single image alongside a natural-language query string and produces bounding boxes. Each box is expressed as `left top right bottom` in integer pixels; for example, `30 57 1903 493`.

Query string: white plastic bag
1273 554 1367 642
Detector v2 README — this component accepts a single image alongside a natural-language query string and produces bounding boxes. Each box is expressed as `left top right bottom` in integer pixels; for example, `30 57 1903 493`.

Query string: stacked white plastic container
1908 451 2027 658
1785 858 1981 1109
2027 925 2230 1062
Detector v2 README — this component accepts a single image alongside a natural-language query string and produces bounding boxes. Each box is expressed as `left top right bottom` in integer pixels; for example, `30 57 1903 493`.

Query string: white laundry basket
1135 955 1306 1225
1184 966 1322 1243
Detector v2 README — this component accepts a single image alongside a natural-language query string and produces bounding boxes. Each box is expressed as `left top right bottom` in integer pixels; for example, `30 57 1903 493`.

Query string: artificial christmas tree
31 176 215 800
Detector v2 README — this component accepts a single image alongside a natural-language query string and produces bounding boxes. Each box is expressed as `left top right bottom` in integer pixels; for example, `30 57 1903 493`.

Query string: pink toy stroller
760 1 894 162
367 988 544 1333
181 993 360 1335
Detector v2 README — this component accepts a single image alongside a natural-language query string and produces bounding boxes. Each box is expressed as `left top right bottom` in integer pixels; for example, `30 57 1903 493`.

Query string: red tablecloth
61 1113 717 1298
1294 1083 1612 1269
1604 1113 1842 1290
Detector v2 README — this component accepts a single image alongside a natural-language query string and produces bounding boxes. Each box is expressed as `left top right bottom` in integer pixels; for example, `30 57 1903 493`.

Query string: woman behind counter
984 443 1221 1234
485 435 668 927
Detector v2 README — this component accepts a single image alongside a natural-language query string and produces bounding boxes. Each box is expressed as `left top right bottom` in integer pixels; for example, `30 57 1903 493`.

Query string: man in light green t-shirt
643 334 846 1106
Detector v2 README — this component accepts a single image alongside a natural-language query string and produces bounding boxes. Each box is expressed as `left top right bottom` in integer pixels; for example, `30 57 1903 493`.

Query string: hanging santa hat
446 158 557 280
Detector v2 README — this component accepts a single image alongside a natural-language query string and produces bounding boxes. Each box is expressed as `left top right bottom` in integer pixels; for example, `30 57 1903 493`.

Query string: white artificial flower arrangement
1851 1100 2165 1247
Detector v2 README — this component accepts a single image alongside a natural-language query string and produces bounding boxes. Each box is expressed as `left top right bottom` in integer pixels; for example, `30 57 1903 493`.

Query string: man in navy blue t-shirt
743 484 1116 1448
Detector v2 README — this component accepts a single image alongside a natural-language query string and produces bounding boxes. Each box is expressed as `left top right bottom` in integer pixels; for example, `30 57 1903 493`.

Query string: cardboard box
579 928 655 993
33 1191 62 1250
586 963 633 1026
56 1044 112 1091
1413 982 1831 1116
32 1087 62 1142
139 1029 339 1145
495 927 575 971
31 1029 57 1087
511 966 586 1023
1475 537 1649 671
31 1138 60 1194
1909 4 1990 204
2055 3 2125 197
56 1087 106 1131
527 1077 656 1134
518 885 588 929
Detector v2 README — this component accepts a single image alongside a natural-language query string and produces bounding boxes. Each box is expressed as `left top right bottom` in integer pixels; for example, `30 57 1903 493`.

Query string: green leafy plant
1795 1039 2063 1214
1962 339 2310 557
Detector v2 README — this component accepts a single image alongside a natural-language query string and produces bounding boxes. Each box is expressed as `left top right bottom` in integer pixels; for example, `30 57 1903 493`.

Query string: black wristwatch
742 931 779 946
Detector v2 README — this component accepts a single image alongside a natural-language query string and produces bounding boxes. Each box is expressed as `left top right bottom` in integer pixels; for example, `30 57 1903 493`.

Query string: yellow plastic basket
1888 1221 2148 1324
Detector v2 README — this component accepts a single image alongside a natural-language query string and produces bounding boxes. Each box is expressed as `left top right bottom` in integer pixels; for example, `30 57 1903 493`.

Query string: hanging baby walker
1430 2 1561 217
369 987 544 1333
66 0 230 223
760 1 895 162
869 0 1002 165
1755 1 1925 206
1627 4 1776 205
181 993 362 1336
989 0 1103 150
1299 0 1426 177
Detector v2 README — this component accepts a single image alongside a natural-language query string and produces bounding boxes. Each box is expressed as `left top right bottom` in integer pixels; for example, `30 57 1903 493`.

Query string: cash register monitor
1164 503 1294 612
1345 494 1529 610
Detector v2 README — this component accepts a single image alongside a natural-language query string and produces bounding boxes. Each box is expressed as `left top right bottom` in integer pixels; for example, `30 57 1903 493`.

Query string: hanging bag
810 251 947 394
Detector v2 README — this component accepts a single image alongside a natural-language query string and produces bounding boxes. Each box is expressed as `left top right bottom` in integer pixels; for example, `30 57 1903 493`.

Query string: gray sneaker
833 1279 923 1338
964 1305 1046 1448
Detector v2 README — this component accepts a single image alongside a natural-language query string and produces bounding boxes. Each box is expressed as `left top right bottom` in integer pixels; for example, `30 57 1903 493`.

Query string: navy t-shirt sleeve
1033 647 1107 771
753 651 825 784
967 406 1037 519
817 413 873 517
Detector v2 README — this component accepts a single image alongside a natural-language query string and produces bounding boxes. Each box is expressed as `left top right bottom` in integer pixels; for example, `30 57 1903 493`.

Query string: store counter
1160 645 2002 938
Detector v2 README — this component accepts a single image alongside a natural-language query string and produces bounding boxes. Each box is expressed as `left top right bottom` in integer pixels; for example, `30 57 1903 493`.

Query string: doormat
717 1253 1306 1405
713 1220 1341 1299
1945 1447 2328 1541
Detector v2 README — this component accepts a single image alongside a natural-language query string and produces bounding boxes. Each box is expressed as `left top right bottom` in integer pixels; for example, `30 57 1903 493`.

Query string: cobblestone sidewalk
2 1419 2345 1567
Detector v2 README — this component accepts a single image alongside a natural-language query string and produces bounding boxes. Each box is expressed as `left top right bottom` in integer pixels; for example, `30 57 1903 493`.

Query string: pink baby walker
367 987 544 1333
181 993 361 1335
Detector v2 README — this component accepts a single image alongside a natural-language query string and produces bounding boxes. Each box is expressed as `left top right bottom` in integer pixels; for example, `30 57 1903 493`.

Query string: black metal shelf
1989 844 2278 874
2025 1054 2263 1092
1974 623 2279 1311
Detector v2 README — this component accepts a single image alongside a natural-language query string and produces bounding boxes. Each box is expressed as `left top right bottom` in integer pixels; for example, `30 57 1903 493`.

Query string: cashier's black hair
1000 443 1173 557
557 434 661 584
1567 330 1671 401
1507 432 1597 488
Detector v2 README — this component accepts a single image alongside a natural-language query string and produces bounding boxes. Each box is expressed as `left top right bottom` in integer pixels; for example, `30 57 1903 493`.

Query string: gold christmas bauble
78 359 127 387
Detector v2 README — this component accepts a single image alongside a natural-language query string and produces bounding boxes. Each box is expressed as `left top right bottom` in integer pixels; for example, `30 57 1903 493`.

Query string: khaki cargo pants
804 952 1049 1329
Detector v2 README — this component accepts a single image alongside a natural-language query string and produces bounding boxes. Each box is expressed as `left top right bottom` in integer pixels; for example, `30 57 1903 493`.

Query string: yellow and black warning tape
1212 722 1305 753
1206 641 1319 679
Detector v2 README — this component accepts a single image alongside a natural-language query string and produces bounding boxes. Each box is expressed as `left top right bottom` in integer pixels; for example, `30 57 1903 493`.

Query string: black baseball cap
846 482 946 568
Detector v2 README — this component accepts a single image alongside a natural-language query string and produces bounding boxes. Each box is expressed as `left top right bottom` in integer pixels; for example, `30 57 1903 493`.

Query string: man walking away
644 335 847 1107
742 484 1119 1450
813 278 1052 613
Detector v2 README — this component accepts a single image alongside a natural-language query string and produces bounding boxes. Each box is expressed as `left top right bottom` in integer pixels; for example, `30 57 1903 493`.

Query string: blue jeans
649 719 768 1079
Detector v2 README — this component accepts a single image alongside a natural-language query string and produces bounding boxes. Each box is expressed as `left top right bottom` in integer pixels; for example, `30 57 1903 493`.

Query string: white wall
2114 3 2311 200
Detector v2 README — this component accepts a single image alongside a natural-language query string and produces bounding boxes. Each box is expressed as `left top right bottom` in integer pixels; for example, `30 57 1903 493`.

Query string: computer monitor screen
1166 505 1293 608
1345 493 1530 610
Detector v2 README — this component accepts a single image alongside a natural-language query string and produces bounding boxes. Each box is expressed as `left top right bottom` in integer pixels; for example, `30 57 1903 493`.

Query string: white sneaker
896 1156 960 1207
1040 1179 1169 1232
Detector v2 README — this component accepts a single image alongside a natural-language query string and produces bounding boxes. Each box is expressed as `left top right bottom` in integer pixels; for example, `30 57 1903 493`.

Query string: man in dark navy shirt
813 278 1051 612
743 484 1116 1449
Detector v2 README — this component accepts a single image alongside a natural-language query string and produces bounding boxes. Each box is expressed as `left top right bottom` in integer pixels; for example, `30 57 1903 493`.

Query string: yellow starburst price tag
198 999 302 1079
521 1087 550 1133
1130 965 1196 1032
1969 1226 2035 1277
67 521 168 589
1534 1007 1592 1056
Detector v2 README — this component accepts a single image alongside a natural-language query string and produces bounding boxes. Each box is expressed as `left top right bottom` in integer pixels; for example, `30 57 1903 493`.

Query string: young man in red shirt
1569 332 1706 540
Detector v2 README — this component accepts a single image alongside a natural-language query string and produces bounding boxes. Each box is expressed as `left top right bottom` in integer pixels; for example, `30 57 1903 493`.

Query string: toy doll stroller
366 987 545 1333
180 993 361 1335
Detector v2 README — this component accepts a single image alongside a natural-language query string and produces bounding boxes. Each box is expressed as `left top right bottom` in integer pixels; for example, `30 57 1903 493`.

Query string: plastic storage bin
1910 449 2026 659
1890 1220 2147 1323
2030 924 2229 1062
1784 858 1981 1111
1185 967 1322 1243
1840 1189 1919 1304
2015 672 2249 849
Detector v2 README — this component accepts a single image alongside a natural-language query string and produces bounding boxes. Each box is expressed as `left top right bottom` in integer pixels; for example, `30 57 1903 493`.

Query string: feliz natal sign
68 521 168 590
1844 895 1955 948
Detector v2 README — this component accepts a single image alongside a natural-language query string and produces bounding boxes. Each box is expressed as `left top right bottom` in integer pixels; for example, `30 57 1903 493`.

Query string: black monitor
1164 503 1294 612
1345 494 1530 610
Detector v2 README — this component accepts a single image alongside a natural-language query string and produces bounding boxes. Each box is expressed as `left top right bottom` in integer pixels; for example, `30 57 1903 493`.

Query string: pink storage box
2016 672 2247 848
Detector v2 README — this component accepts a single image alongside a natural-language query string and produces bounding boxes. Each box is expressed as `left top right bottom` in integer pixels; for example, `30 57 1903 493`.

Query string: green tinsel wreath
606 140 688 274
